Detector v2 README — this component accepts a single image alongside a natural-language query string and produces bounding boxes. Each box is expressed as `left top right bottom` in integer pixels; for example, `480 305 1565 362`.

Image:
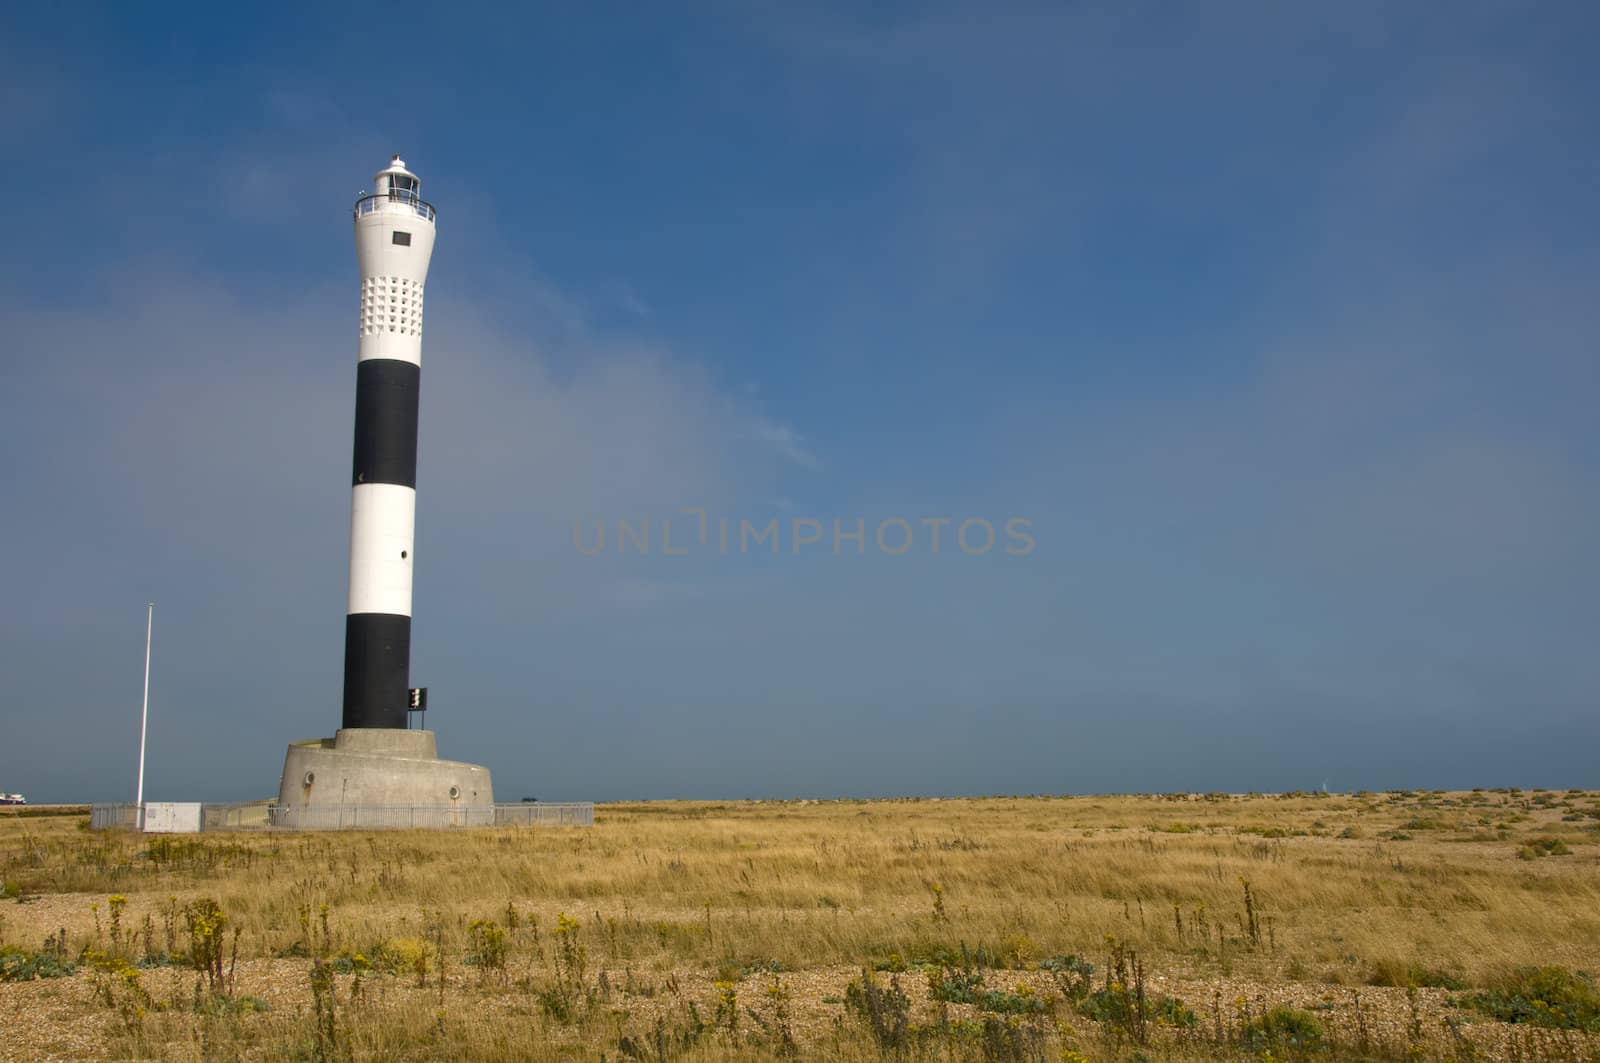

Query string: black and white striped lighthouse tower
344 156 436 729
273 156 492 824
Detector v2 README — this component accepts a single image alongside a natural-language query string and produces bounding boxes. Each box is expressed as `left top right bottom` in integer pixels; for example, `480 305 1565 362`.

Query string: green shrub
999 933 1037 968
1524 836 1573 857
870 941 988 972
1241 1006 1325 1054
1463 967 1600 1031
976 1015 1048 1062
1040 954 1094 999
466 918 507 975
976 985 1049 1015
927 957 1053 1014
195 993 270 1015
1077 984 1197 1029
928 965 985 1004
0 945 75 981
368 937 429 977
328 951 371 976
535 984 573 1023
1367 958 1466 990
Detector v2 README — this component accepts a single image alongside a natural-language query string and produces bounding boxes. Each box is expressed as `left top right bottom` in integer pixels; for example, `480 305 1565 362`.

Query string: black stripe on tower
351 359 420 487
343 614 411 730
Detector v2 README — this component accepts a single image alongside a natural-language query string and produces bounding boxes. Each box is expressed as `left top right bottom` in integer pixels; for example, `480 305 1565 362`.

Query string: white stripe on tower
344 155 437 730
348 484 416 616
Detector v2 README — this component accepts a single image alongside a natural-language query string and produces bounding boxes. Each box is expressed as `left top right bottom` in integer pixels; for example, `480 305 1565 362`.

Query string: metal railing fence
90 803 140 830
493 802 595 827
89 801 593 831
270 804 496 830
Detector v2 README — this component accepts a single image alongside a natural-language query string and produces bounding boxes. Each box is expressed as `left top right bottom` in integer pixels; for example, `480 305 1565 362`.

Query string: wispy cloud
597 579 706 612
753 417 821 470
616 282 653 318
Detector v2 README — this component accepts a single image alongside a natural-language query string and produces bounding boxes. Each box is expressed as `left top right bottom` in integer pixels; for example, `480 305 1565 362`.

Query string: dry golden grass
2 789 1598 1061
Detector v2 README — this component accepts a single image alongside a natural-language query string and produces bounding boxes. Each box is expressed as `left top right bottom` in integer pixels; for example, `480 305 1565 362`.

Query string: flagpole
136 603 152 828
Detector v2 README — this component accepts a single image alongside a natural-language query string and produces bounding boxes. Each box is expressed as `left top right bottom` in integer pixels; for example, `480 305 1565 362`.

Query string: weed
466 918 507 980
1075 937 1196 1043
1040 953 1094 1000
758 974 798 1056
1000 932 1037 968
1239 1005 1325 1057
845 967 912 1053
1463 966 1600 1031
618 1006 709 1061
553 911 587 999
429 916 446 1008
193 993 269 1016
713 978 739 1036
161 895 178 958
928 881 949 923
1367 957 1467 990
929 964 986 1004
984 982 1050 1016
309 957 338 1062
369 936 429 980
83 949 152 1035
107 893 127 954
1241 878 1261 948
183 897 235 994
0 944 75 980
976 1014 1050 1062
1519 837 1573 858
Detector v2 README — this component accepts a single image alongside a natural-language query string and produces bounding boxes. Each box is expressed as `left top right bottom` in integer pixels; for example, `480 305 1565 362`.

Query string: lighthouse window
392 231 412 246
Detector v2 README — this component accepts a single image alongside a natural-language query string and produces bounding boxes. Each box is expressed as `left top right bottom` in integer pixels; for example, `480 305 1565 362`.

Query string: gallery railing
353 190 436 222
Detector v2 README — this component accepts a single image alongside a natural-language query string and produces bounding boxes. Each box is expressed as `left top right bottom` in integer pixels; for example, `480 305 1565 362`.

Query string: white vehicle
0 793 26 806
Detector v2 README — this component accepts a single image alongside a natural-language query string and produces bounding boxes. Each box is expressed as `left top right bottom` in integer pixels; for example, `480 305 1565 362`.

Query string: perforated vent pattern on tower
360 277 425 338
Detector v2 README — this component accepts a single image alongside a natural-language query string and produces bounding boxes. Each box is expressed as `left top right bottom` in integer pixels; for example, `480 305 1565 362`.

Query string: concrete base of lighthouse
273 729 493 829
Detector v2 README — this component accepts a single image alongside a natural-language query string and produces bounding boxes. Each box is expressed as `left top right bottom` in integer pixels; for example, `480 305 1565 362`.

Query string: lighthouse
344 156 434 729
274 156 492 827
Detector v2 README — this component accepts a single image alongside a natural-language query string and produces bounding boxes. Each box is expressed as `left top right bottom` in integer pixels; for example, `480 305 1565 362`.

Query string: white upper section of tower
354 154 436 365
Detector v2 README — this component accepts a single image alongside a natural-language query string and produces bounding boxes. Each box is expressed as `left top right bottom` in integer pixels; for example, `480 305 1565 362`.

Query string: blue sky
2 2 1597 802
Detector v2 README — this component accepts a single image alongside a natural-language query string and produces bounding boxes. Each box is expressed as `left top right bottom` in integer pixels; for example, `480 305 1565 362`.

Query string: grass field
2 790 1599 1061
